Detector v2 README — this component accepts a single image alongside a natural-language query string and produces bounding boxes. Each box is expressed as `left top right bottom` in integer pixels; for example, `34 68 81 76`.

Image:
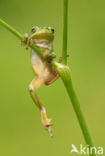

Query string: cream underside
31 50 51 78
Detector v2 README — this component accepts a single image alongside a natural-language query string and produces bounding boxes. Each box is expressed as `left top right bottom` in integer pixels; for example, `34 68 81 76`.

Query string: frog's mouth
31 33 54 41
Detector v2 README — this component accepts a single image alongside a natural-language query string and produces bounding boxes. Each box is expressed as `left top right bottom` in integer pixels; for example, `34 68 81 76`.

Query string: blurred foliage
0 0 105 156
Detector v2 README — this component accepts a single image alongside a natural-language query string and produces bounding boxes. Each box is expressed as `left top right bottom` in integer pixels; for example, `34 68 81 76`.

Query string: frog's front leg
29 77 53 137
44 51 56 61
21 34 34 49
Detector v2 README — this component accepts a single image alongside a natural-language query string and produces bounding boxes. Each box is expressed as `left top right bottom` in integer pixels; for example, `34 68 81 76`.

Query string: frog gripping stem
23 26 60 137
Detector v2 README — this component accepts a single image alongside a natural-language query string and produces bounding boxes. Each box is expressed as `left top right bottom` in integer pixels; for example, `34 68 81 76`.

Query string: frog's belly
31 50 50 78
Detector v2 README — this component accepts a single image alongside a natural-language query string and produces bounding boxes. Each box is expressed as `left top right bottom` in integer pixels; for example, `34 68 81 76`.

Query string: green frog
22 27 60 137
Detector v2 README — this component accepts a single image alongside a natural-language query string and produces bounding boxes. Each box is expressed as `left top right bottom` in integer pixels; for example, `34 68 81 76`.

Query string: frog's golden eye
51 28 54 33
31 27 36 33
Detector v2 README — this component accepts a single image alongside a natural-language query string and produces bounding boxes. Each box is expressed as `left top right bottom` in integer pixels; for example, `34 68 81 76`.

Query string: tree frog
22 27 60 137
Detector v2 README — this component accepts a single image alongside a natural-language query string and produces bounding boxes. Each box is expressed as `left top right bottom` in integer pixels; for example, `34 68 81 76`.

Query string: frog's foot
21 33 34 50
41 107 53 137
44 52 56 61
59 54 69 63
21 33 29 49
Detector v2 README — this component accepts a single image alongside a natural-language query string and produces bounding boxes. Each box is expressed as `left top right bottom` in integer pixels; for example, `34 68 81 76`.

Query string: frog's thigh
45 73 59 85
29 77 45 91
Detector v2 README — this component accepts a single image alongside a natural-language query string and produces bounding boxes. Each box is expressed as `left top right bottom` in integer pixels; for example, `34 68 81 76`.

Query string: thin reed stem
62 0 68 65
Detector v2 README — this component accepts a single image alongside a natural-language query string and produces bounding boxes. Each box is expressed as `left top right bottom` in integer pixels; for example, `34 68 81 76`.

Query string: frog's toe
41 107 53 137
45 125 53 137
23 33 29 40
21 40 26 46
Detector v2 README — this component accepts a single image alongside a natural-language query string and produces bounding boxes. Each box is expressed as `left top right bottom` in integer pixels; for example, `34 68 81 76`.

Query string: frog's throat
33 39 53 52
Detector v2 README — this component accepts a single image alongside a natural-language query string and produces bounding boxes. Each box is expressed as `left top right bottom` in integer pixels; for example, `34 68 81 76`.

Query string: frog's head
30 26 54 41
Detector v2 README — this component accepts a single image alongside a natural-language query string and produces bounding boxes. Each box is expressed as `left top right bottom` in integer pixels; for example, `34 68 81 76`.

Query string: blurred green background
0 0 105 155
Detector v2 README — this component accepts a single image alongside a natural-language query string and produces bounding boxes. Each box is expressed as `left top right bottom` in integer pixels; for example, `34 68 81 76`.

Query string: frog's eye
51 28 54 33
31 27 36 33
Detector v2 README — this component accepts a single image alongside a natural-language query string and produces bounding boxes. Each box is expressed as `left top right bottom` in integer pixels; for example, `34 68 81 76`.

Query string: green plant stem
62 0 68 65
0 19 24 40
0 19 96 156
0 19 43 57
54 63 96 156
61 0 96 155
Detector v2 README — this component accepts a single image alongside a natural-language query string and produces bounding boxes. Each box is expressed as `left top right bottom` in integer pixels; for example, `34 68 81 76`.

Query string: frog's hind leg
45 73 59 85
29 77 44 110
29 77 53 137
45 56 63 85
